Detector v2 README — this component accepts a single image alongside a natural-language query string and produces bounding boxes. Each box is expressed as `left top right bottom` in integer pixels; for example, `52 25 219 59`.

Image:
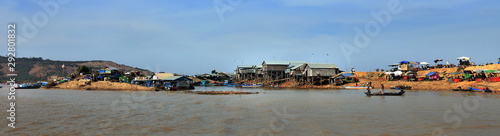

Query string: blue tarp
426 72 436 76
450 72 462 75
399 61 410 64
342 73 355 77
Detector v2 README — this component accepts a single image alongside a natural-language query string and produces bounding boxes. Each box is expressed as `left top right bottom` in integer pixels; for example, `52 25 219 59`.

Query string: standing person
367 86 371 94
380 83 385 94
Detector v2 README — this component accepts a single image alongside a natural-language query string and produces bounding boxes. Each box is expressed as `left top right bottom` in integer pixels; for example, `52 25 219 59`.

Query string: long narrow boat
365 91 405 96
452 88 472 91
470 87 493 92
390 86 412 90
344 86 369 89
241 84 263 88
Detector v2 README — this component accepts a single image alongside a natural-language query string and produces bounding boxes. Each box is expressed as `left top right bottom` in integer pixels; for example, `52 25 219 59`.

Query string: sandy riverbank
42 81 154 91
280 64 500 91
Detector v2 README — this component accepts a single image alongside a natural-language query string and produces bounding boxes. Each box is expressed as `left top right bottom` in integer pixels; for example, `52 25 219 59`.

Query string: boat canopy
399 61 419 65
457 56 471 60
419 62 430 65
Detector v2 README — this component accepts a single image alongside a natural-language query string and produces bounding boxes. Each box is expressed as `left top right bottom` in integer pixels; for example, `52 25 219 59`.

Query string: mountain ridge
0 56 153 82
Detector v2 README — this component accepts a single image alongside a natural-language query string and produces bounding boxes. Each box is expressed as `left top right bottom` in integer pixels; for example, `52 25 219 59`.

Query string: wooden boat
343 86 370 89
270 85 281 88
470 87 493 92
390 85 412 90
241 84 263 88
194 91 259 95
365 91 405 96
452 88 472 91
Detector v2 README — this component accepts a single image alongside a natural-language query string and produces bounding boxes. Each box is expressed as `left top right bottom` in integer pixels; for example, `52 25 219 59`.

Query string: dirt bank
42 81 154 91
279 64 500 91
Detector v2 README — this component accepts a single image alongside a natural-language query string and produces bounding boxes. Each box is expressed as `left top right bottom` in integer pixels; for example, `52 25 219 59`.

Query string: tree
77 65 90 74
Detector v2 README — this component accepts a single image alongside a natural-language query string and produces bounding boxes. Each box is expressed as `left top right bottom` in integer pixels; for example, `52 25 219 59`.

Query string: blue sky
1 0 499 74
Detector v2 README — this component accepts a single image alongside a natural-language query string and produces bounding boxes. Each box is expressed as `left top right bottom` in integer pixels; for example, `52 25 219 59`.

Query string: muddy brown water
1 87 499 135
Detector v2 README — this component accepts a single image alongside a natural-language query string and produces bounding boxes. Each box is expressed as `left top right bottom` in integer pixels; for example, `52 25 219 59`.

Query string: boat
452 88 472 91
343 86 370 89
365 90 405 96
470 87 493 92
270 85 281 88
390 85 412 90
18 83 42 89
241 84 263 88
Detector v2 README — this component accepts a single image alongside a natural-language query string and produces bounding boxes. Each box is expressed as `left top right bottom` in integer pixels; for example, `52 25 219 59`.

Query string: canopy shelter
342 73 355 77
434 59 443 63
425 72 440 80
457 56 471 60
473 69 485 73
405 71 417 76
457 56 471 66
399 61 419 65
393 71 403 76
463 70 473 79
450 72 462 75
419 62 430 65
484 70 500 74
389 63 401 67
425 72 437 77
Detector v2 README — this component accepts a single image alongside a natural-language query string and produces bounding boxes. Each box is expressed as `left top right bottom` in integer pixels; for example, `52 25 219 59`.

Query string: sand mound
44 81 154 91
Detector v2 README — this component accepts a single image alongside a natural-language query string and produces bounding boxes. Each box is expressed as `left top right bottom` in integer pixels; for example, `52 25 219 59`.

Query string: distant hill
0 56 153 82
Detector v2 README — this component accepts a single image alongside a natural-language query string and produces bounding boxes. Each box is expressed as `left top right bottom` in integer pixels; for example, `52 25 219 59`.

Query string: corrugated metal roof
263 61 307 65
162 76 192 81
155 73 174 79
106 66 118 70
306 63 339 69
290 64 305 70
238 65 254 69
254 65 263 68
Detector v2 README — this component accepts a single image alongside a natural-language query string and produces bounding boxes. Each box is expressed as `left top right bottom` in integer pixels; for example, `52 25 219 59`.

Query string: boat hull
241 84 263 88
344 86 369 89
365 91 405 96
452 89 472 91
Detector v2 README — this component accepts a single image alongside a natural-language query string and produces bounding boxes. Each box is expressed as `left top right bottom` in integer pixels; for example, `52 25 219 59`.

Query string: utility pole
326 54 329 63
311 53 314 63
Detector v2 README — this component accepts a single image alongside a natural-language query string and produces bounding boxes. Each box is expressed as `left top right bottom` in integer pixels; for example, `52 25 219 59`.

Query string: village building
262 61 307 80
162 76 194 90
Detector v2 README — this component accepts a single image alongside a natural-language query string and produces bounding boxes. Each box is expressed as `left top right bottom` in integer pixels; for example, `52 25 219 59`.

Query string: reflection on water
1 87 499 135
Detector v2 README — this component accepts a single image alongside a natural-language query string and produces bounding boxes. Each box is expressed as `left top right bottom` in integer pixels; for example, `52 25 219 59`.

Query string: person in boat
457 86 462 90
400 89 404 93
380 83 385 94
367 86 371 94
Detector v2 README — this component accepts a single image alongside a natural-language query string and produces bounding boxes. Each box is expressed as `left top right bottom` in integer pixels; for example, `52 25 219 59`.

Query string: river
1 87 499 135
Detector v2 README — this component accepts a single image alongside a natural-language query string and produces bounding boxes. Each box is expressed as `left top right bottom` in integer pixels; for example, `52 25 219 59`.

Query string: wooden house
262 61 307 80
303 63 340 77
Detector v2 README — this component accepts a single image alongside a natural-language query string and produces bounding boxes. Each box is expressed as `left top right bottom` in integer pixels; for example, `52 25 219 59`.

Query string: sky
1 0 500 75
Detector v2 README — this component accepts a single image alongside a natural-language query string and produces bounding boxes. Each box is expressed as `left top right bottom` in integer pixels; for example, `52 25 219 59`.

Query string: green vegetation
77 65 91 74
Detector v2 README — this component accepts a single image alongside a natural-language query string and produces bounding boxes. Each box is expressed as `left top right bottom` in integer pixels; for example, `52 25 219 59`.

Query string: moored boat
452 89 472 91
241 84 263 88
470 87 493 92
344 86 370 89
365 90 405 96
390 85 412 90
